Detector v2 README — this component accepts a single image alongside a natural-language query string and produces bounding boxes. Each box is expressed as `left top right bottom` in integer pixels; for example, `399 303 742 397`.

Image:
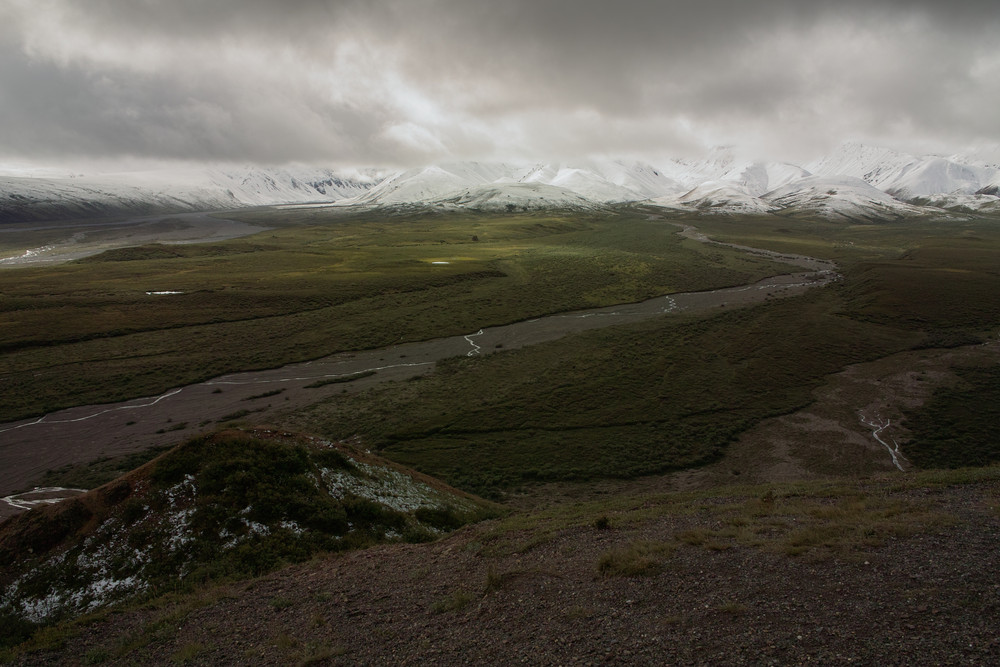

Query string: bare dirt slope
14 473 1000 665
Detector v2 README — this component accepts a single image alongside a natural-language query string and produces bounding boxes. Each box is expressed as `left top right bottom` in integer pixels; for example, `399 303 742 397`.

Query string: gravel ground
19 478 1000 665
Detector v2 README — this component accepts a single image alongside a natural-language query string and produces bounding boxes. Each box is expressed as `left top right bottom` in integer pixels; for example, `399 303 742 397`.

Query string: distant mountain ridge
0 166 385 223
3 143 1000 223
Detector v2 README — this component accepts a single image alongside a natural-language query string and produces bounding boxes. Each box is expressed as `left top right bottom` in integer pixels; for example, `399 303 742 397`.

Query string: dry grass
430 589 476 614
597 541 675 577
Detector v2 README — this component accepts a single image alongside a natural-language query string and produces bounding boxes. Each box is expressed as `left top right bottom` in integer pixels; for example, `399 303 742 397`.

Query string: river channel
0 227 838 517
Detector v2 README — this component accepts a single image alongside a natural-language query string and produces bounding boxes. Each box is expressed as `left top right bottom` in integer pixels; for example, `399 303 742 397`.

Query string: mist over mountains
3 143 1000 224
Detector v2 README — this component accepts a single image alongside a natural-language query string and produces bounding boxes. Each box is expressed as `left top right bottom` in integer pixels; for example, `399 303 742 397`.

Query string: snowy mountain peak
762 175 930 221
3 144 999 223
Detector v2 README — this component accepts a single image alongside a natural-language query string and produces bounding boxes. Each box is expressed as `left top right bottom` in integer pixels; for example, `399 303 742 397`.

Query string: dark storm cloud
1 0 997 165
0 40 387 163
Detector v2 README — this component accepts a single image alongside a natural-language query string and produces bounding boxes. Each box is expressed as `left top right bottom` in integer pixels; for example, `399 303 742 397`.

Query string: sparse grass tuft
430 589 475 614
483 568 504 594
717 602 747 615
82 647 110 664
296 642 348 666
564 605 595 620
270 596 295 611
217 408 257 422
171 642 206 664
597 541 674 577
156 422 187 434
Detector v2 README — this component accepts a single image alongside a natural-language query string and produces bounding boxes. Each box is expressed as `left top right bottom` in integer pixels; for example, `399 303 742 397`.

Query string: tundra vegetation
2 205 1000 660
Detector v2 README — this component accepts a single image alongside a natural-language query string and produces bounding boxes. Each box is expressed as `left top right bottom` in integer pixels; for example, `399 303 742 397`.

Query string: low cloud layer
1 0 998 167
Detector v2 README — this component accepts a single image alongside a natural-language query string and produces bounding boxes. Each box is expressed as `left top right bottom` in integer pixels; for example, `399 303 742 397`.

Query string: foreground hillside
0 430 496 645
4 466 999 665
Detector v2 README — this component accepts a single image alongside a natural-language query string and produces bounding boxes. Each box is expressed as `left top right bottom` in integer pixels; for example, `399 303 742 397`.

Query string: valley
0 221 833 516
2 203 999 664
4 1 999 661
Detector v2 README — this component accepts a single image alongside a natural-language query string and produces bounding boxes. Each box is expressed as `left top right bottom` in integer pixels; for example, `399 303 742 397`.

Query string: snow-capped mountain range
0 166 385 223
3 143 1000 223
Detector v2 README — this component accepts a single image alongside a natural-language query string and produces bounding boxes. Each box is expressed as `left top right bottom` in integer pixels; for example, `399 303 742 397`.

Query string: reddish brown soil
16 478 1000 665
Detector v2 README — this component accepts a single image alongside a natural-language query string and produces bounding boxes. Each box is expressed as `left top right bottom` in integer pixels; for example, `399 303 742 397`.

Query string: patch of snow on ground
164 475 197 552
320 461 473 514
71 576 147 613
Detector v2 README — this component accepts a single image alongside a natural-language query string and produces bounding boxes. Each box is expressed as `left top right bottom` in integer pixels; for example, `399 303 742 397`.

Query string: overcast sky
1 0 998 169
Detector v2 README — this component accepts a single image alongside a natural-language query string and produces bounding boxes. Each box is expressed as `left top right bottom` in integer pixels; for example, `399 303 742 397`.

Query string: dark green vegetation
6 209 1000 496
904 366 1000 468
689 214 1000 338
36 445 173 492
0 210 786 422
0 430 496 643
286 214 1000 497
292 290 919 497
304 370 376 388
242 388 285 401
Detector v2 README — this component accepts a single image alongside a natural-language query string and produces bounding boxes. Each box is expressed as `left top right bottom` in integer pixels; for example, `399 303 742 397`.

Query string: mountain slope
654 181 777 215
806 142 918 188
3 144 1000 223
763 176 934 221
808 142 1000 202
349 159 683 208
0 167 384 223
881 157 984 199
438 182 601 211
